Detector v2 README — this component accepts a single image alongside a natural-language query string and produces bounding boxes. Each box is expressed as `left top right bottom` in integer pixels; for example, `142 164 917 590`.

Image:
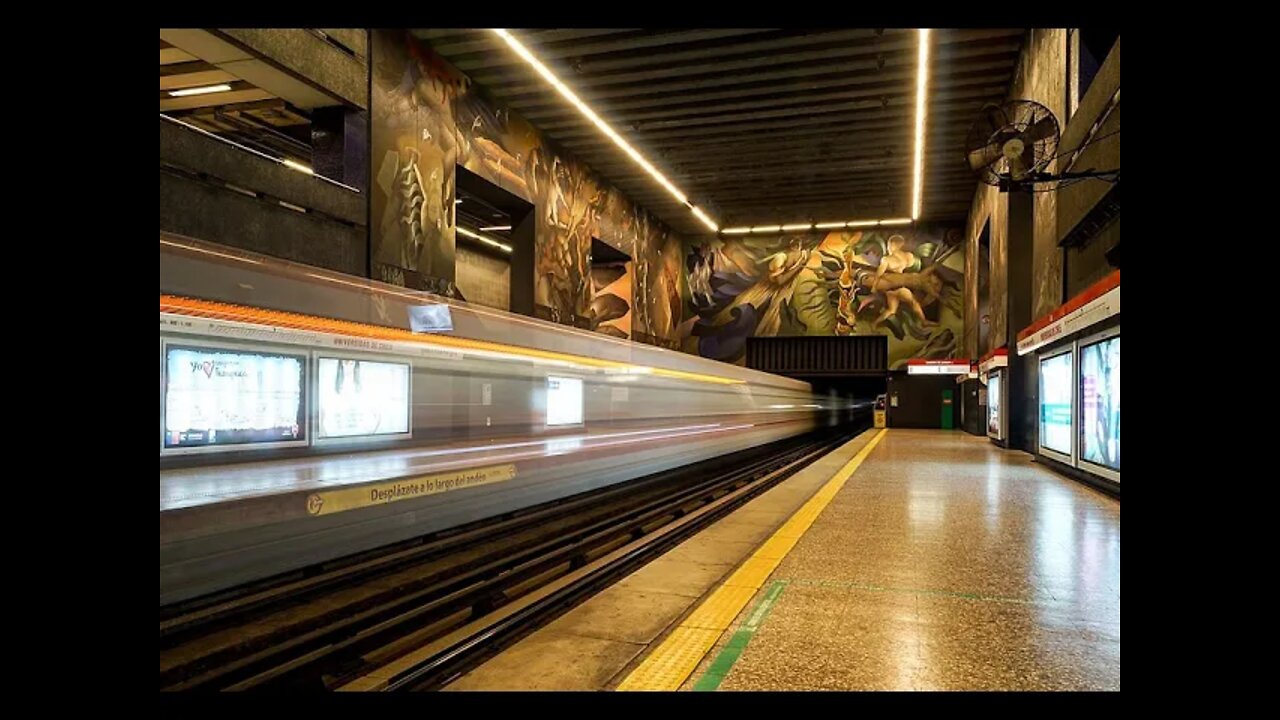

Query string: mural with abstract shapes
370 30 466 295
681 227 966 369
590 262 632 339
370 31 684 348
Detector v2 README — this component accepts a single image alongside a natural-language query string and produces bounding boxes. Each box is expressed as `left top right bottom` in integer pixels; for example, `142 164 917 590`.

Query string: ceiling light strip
491 29 719 232
718 217 916 234
911 28 931 221
716 29 933 235
159 113 362 193
167 84 232 97
457 226 514 253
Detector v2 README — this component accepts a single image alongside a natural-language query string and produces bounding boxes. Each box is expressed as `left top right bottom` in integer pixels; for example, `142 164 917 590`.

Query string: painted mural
590 262 632 339
682 227 966 369
370 30 465 295
370 30 683 348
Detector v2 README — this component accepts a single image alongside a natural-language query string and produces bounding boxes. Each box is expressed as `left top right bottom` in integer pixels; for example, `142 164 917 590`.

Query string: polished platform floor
446 429 1120 691
681 430 1120 691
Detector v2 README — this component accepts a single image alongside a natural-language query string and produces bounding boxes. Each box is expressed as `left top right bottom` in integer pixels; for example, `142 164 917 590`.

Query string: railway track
159 425 860 692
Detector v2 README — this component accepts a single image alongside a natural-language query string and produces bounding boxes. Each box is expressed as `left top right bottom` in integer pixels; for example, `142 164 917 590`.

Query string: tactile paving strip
615 429 887 691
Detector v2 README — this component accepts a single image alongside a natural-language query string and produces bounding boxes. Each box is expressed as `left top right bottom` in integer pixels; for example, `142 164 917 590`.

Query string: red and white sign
1017 271 1120 356
907 359 972 375
978 347 1008 375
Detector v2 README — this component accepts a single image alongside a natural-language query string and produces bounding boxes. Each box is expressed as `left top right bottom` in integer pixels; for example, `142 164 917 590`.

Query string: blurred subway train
158 234 863 604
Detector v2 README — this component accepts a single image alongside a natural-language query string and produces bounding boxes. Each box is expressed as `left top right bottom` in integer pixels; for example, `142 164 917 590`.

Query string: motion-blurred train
158 234 858 604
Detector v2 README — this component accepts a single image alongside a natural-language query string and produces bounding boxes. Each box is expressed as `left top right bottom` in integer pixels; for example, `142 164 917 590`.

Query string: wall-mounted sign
305 463 517 517
1039 351 1074 456
1018 270 1119 355
907 359 971 375
163 345 306 450
316 357 411 440
978 347 1009 375
986 370 1003 441
408 304 454 333
1080 334 1120 473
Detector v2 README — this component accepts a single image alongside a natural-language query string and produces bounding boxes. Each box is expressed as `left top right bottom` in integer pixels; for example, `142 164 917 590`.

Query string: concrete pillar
311 106 368 192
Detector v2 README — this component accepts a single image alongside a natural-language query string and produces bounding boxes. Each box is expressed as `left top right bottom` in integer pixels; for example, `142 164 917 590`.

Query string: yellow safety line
615 429 887 691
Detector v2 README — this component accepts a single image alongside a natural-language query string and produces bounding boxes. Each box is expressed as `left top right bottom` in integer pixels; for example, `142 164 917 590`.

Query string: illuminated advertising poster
1039 351 1074 456
317 358 411 439
1080 336 1120 471
164 346 305 448
986 371 1003 440
546 376 584 426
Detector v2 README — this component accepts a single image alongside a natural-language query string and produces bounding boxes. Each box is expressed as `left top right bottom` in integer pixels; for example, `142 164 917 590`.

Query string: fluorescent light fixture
491 29 932 235
457 226 513 253
912 29 931 221
281 159 314 175
479 225 512 231
720 217 916 235
715 29 933 236
491 29 720 233
454 199 463 204
690 205 719 232
167 84 232 97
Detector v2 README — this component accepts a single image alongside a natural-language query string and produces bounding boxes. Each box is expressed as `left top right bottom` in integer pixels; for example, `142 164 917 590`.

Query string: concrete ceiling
418 29 1026 235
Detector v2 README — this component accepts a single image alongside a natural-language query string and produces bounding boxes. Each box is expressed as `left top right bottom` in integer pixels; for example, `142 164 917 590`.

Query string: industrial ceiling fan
966 99 1118 192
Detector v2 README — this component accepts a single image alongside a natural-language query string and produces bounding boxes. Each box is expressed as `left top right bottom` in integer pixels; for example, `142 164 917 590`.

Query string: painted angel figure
687 245 715 307
757 237 811 285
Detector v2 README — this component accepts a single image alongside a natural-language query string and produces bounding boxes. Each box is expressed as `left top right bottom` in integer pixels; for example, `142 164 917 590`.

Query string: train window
546 376 584 426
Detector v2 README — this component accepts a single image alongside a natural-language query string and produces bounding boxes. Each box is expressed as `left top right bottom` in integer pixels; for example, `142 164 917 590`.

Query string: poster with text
987 371 1003 440
318 358 412 439
165 347 305 449
1080 337 1120 471
1039 351 1074 456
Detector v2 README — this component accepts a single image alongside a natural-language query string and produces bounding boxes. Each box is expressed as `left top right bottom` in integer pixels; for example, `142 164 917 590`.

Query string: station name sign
978 347 1008 375
907 359 972 375
1017 270 1120 356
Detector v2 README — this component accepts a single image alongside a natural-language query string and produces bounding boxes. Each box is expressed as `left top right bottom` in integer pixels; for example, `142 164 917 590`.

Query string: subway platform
439 429 1120 691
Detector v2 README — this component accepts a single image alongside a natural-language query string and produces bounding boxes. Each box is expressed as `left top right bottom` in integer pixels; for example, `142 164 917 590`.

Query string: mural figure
687 245 715 307
590 262 632 339
833 233 955 334
759 237 812 283
872 235 921 285
370 30 461 293
393 148 426 270
683 229 965 368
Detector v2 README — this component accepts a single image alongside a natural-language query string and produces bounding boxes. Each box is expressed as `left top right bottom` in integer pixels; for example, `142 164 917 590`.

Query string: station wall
368 29 970 368
680 227 965 370
369 29 684 349
963 29 1119 356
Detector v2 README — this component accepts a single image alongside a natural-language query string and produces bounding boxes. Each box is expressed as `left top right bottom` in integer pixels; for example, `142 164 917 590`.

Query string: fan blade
968 143 1004 172
988 104 1010 132
1021 115 1059 144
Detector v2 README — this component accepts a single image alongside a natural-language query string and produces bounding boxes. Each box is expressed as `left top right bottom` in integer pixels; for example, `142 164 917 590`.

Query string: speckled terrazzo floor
445 432 878 691
685 430 1120 691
